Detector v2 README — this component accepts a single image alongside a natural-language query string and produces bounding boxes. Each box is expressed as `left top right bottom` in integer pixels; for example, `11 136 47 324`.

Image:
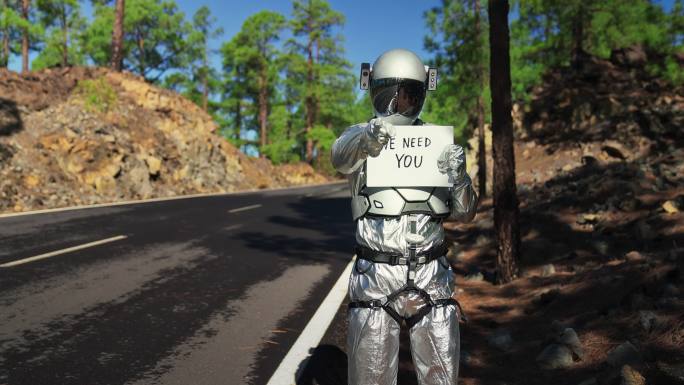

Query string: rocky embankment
452 46 683 385
0 67 328 214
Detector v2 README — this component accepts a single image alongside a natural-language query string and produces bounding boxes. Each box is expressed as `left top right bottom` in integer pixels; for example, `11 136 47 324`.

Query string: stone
464 272 484 282
593 240 610 255
578 213 599 224
638 310 657 332
621 365 645 385
559 328 584 360
145 156 162 176
541 264 556 277
475 235 490 246
624 251 645 262
487 329 513 351
536 344 574 369
606 341 641 367
663 200 679 214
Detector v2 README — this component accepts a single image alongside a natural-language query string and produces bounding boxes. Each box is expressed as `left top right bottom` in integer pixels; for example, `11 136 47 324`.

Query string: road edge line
0 181 345 219
265 256 355 385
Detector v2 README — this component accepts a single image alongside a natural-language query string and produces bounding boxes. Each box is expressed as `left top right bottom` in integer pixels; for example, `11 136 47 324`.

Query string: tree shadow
0 98 22 136
443 151 684 384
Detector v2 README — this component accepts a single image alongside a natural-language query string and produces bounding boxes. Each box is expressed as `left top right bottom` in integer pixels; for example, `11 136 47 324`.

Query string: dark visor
371 78 426 117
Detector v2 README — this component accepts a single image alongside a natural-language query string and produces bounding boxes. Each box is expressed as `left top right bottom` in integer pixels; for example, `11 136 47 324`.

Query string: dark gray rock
487 329 513 351
606 341 641 367
536 344 574 369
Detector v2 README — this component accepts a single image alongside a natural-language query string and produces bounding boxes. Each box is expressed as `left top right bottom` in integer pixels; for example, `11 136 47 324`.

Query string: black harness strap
348 241 468 327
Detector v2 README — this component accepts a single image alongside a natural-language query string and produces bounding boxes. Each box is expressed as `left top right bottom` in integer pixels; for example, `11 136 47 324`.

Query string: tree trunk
202 40 208 111
488 0 520 284
258 67 268 157
21 0 29 74
1 33 8 68
571 4 585 70
474 0 487 198
61 2 68 67
304 12 315 163
110 0 125 71
137 33 145 77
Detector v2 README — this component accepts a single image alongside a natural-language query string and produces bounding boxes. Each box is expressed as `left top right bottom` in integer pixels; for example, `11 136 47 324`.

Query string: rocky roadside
0 67 331 214
445 47 683 385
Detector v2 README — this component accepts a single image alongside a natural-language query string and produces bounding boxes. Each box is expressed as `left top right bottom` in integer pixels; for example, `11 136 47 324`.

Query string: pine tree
288 0 350 164
489 0 520 284
165 6 223 113
20 0 28 73
423 0 490 144
0 0 23 68
84 0 190 81
219 10 285 157
33 0 86 69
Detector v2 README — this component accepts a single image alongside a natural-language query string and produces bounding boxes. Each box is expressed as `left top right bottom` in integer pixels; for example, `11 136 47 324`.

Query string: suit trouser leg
347 307 401 385
409 305 460 385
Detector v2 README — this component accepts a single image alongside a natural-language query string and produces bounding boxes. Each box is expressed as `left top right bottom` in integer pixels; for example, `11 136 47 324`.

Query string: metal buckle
397 257 407 265
417 256 427 264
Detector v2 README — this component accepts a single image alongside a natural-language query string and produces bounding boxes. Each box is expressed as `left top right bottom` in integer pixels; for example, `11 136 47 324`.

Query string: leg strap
348 299 404 325
349 291 468 328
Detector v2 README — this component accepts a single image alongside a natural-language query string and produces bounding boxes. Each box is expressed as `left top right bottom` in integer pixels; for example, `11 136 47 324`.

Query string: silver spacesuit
331 49 478 385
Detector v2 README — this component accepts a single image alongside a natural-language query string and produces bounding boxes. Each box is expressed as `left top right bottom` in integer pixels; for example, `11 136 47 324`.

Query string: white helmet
364 49 434 125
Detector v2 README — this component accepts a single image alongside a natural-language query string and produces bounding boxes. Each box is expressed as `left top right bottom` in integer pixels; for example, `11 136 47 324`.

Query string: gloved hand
437 144 466 184
363 118 396 157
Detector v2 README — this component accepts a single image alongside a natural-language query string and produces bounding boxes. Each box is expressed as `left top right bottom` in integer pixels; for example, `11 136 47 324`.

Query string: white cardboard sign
366 125 454 187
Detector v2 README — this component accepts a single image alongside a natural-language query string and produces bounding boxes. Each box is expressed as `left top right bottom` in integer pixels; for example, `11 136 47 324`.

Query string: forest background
0 0 682 176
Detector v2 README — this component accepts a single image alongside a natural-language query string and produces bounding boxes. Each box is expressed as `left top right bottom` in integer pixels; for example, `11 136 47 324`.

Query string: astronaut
331 49 479 385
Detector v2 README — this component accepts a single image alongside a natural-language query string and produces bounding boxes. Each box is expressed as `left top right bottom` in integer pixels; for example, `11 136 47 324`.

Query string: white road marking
266 256 355 385
228 204 262 213
224 224 243 231
0 235 128 268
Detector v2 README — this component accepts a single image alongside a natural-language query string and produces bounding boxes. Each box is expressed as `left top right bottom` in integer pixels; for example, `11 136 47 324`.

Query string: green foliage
164 5 223 112
0 0 23 67
218 10 286 157
84 0 191 81
287 0 355 165
423 0 488 143
509 0 684 92
74 77 117 113
32 0 87 70
0 0 43 68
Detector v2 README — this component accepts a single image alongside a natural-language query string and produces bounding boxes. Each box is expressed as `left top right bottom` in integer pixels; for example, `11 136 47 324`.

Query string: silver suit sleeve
331 123 379 174
449 174 478 223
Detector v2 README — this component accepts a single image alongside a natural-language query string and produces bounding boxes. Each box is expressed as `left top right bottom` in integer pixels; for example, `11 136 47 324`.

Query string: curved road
0 182 354 385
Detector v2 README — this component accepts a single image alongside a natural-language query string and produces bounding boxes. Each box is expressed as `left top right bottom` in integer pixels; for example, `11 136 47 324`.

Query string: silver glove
437 144 466 185
363 118 396 157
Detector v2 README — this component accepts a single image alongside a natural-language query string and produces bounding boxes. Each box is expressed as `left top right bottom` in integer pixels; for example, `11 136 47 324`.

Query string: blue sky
169 0 443 71
7 0 678 73
7 0 442 72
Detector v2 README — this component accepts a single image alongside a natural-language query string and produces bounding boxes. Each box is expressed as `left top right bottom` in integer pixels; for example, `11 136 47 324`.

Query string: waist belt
355 242 448 266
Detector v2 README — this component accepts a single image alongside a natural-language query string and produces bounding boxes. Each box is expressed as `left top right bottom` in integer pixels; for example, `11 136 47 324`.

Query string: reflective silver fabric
348 257 459 385
331 121 478 385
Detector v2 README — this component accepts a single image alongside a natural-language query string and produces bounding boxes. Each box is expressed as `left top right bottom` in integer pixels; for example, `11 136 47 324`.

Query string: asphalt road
0 182 355 385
